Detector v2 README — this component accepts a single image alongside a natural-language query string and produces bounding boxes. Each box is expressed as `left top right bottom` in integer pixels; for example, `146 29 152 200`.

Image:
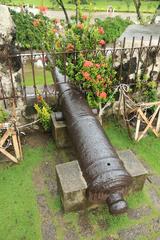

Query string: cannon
55 69 132 215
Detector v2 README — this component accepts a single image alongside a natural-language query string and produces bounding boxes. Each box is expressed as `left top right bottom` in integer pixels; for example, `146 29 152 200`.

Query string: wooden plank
140 102 160 107
17 134 23 160
156 110 160 133
137 107 160 141
135 113 141 141
12 132 21 161
0 147 18 163
0 130 10 147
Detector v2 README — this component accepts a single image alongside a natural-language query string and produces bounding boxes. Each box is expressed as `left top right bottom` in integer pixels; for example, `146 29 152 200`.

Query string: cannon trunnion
55 70 132 214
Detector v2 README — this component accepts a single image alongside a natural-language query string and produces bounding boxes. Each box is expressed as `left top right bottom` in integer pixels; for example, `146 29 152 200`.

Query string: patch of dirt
33 166 45 193
25 129 52 147
78 212 94 237
64 229 80 240
37 194 56 240
98 219 108 231
42 161 57 197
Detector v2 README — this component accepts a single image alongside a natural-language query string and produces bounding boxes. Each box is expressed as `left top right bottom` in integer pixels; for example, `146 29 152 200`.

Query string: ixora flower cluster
55 16 116 108
11 11 61 50
75 56 116 108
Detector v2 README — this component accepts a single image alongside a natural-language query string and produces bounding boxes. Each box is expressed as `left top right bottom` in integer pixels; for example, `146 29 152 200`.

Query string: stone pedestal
118 150 149 193
56 161 87 212
51 112 71 148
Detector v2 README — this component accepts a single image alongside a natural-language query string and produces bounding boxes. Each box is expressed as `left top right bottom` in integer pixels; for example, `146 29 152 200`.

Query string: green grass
24 63 53 86
24 64 53 86
8 0 159 13
1 121 160 239
104 120 160 175
0 146 45 240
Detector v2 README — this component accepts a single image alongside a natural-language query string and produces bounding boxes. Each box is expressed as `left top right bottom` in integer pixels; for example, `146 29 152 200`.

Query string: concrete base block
56 161 87 212
118 150 149 193
51 112 71 148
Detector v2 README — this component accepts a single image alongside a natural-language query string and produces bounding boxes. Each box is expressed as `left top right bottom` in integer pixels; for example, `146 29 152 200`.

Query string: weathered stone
128 206 152 219
56 160 87 212
148 188 160 210
118 150 148 193
119 217 160 240
119 24 160 47
148 175 160 186
0 5 15 46
51 112 71 148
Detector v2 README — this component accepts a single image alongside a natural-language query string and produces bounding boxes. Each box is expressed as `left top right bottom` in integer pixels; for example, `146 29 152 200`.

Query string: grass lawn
9 0 159 13
23 63 53 86
0 121 160 239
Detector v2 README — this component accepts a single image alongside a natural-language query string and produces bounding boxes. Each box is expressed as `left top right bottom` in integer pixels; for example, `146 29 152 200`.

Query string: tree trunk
56 0 70 27
133 0 142 21
75 0 78 24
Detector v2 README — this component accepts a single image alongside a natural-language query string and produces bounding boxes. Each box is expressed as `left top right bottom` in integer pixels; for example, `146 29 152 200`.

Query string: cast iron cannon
55 69 132 215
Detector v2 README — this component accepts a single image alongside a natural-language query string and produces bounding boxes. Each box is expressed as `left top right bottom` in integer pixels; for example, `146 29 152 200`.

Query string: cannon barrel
55 69 132 214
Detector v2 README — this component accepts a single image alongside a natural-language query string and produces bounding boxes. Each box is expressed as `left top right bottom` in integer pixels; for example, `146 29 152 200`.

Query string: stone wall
0 5 25 123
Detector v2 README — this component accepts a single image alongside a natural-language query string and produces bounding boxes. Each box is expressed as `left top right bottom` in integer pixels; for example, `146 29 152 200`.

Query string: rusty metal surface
55 69 132 215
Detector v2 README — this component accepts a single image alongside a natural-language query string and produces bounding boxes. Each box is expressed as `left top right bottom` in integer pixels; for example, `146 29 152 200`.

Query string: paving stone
119 217 160 240
37 195 56 240
148 175 160 186
127 206 152 220
64 229 80 240
149 189 160 210
56 160 87 212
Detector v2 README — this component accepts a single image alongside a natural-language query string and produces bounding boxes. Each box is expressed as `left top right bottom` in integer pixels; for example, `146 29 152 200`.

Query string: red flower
37 95 43 102
77 23 83 30
99 40 106 46
33 19 40 27
98 27 105 35
66 43 74 52
99 92 107 99
38 6 48 13
83 60 93 67
82 71 91 81
52 28 58 33
82 15 88 21
95 63 100 68
53 18 60 24
97 74 102 80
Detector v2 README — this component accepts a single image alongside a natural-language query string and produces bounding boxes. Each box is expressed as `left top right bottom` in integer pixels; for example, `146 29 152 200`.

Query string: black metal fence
0 36 160 108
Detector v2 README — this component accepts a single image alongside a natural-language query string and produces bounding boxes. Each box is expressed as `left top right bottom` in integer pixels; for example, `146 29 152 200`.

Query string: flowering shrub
55 19 116 108
34 95 52 131
75 55 116 108
95 17 132 43
11 11 59 50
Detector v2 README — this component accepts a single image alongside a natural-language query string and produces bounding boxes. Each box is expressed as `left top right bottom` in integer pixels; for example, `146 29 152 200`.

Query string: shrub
34 95 52 131
0 107 9 123
55 18 117 108
11 11 57 50
95 16 132 43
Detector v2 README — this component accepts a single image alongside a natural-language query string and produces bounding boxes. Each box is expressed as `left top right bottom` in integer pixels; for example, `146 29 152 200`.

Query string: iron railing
0 36 160 108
